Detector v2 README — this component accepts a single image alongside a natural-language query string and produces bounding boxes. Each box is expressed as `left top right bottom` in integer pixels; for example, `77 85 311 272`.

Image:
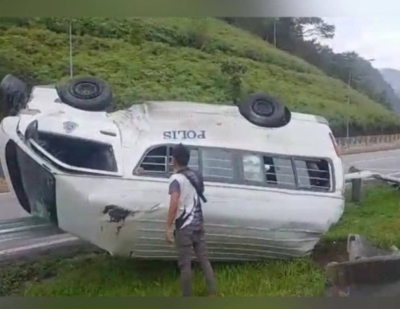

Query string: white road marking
358 168 400 172
345 156 400 164
0 235 79 256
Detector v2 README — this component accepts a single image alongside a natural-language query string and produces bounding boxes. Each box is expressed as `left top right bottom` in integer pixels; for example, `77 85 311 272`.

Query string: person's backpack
176 167 207 203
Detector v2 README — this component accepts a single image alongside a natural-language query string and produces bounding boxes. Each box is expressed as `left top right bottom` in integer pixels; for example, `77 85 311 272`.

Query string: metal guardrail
0 216 85 262
345 166 400 203
337 134 400 155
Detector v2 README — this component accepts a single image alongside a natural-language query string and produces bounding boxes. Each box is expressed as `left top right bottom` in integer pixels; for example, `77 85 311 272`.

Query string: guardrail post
349 166 362 203
351 179 362 203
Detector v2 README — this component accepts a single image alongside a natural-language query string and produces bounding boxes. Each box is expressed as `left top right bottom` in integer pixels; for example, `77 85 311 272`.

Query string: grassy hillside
1 17 400 136
381 68 400 102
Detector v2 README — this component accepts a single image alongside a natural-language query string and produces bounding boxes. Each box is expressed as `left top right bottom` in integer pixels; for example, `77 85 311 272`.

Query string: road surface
0 192 29 220
342 148 400 179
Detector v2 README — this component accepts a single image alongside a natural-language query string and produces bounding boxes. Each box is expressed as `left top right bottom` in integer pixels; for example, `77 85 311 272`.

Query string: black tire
56 76 113 112
238 92 291 128
0 74 29 116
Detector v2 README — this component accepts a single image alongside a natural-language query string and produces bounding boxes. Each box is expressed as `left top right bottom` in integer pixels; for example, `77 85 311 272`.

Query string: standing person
165 143 217 297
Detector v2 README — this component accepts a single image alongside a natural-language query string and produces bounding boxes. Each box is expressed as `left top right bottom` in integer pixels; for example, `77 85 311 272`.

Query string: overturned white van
0 74 345 261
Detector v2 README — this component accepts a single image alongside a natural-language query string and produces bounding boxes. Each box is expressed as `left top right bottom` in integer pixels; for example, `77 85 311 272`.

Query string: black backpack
176 167 207 203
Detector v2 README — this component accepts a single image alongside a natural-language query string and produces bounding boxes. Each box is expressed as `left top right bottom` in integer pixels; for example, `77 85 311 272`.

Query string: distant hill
380 68 400 112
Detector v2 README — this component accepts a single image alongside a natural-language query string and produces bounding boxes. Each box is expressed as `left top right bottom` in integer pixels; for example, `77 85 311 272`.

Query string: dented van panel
50 172 344 260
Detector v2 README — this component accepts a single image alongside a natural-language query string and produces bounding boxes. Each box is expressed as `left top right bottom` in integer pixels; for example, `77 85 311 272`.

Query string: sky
318 17 400 70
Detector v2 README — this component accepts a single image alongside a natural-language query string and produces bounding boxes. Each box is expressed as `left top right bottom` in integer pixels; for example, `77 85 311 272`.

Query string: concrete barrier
337 134 400 155
325 234 400 296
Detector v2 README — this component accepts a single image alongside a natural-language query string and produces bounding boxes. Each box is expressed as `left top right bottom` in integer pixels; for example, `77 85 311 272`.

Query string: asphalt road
342 148 400 179
0 192 29 220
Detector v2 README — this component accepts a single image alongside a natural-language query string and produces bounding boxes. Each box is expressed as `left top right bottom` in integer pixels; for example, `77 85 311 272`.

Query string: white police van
0 74 344 261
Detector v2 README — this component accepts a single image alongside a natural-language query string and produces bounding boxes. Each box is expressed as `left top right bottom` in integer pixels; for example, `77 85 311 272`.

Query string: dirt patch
312 240 348 268
0 178 8 193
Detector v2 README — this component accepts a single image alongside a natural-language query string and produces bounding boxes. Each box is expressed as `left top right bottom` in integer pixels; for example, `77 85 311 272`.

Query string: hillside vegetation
381 68 400 100
1 17 400 136
222 18 400 113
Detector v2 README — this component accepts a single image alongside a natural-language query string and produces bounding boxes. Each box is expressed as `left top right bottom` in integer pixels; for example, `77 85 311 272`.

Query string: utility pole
346 69 352 138
273 18 277 47
69 19 74 79
346 58 375 138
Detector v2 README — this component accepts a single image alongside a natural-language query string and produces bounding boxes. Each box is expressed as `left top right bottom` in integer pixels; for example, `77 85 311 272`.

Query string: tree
295 17 335 40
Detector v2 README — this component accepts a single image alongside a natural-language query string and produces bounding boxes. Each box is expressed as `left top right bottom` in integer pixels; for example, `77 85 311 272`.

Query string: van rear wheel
238 92 291 128
56 76 113 112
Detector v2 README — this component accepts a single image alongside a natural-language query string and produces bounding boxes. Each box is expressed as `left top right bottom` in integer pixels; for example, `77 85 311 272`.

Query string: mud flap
325 234 400 296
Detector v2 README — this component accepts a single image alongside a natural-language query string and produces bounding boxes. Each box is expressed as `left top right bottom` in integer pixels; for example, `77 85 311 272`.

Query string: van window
167 148 200 172
294 158 330 190
263 156 296 188
241 153 332 191
139 146 168 174
137 145 199 176
201 148 234 182
34 131 118 172
136 146 333 192
242 154 264 182
187 149 200 171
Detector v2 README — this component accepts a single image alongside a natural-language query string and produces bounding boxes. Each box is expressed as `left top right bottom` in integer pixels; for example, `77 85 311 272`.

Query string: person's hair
172 143 190 167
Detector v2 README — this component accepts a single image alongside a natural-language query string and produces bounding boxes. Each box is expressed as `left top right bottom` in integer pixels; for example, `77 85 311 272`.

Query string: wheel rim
252 99 275 116
71 81 101 99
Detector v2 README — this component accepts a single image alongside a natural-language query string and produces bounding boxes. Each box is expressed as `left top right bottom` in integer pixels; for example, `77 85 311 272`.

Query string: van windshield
31 131 118 173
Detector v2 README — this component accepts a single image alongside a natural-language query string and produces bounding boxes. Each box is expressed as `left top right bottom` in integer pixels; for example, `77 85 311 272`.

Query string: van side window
294 159 330 190
188 149 200 171
201 148 234 182
136 146 200 176
167 148 200 174
242 154 264 182
263 156 296 188
139 146 168 174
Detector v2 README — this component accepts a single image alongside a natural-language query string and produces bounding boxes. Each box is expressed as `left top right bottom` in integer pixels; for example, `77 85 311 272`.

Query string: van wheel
0 74 29 116
238 92 291 128
56 76 113 112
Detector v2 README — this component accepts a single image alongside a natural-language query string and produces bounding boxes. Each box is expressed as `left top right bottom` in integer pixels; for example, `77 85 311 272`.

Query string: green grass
326 185 400 248
0 185 399 297
0 17 400 136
